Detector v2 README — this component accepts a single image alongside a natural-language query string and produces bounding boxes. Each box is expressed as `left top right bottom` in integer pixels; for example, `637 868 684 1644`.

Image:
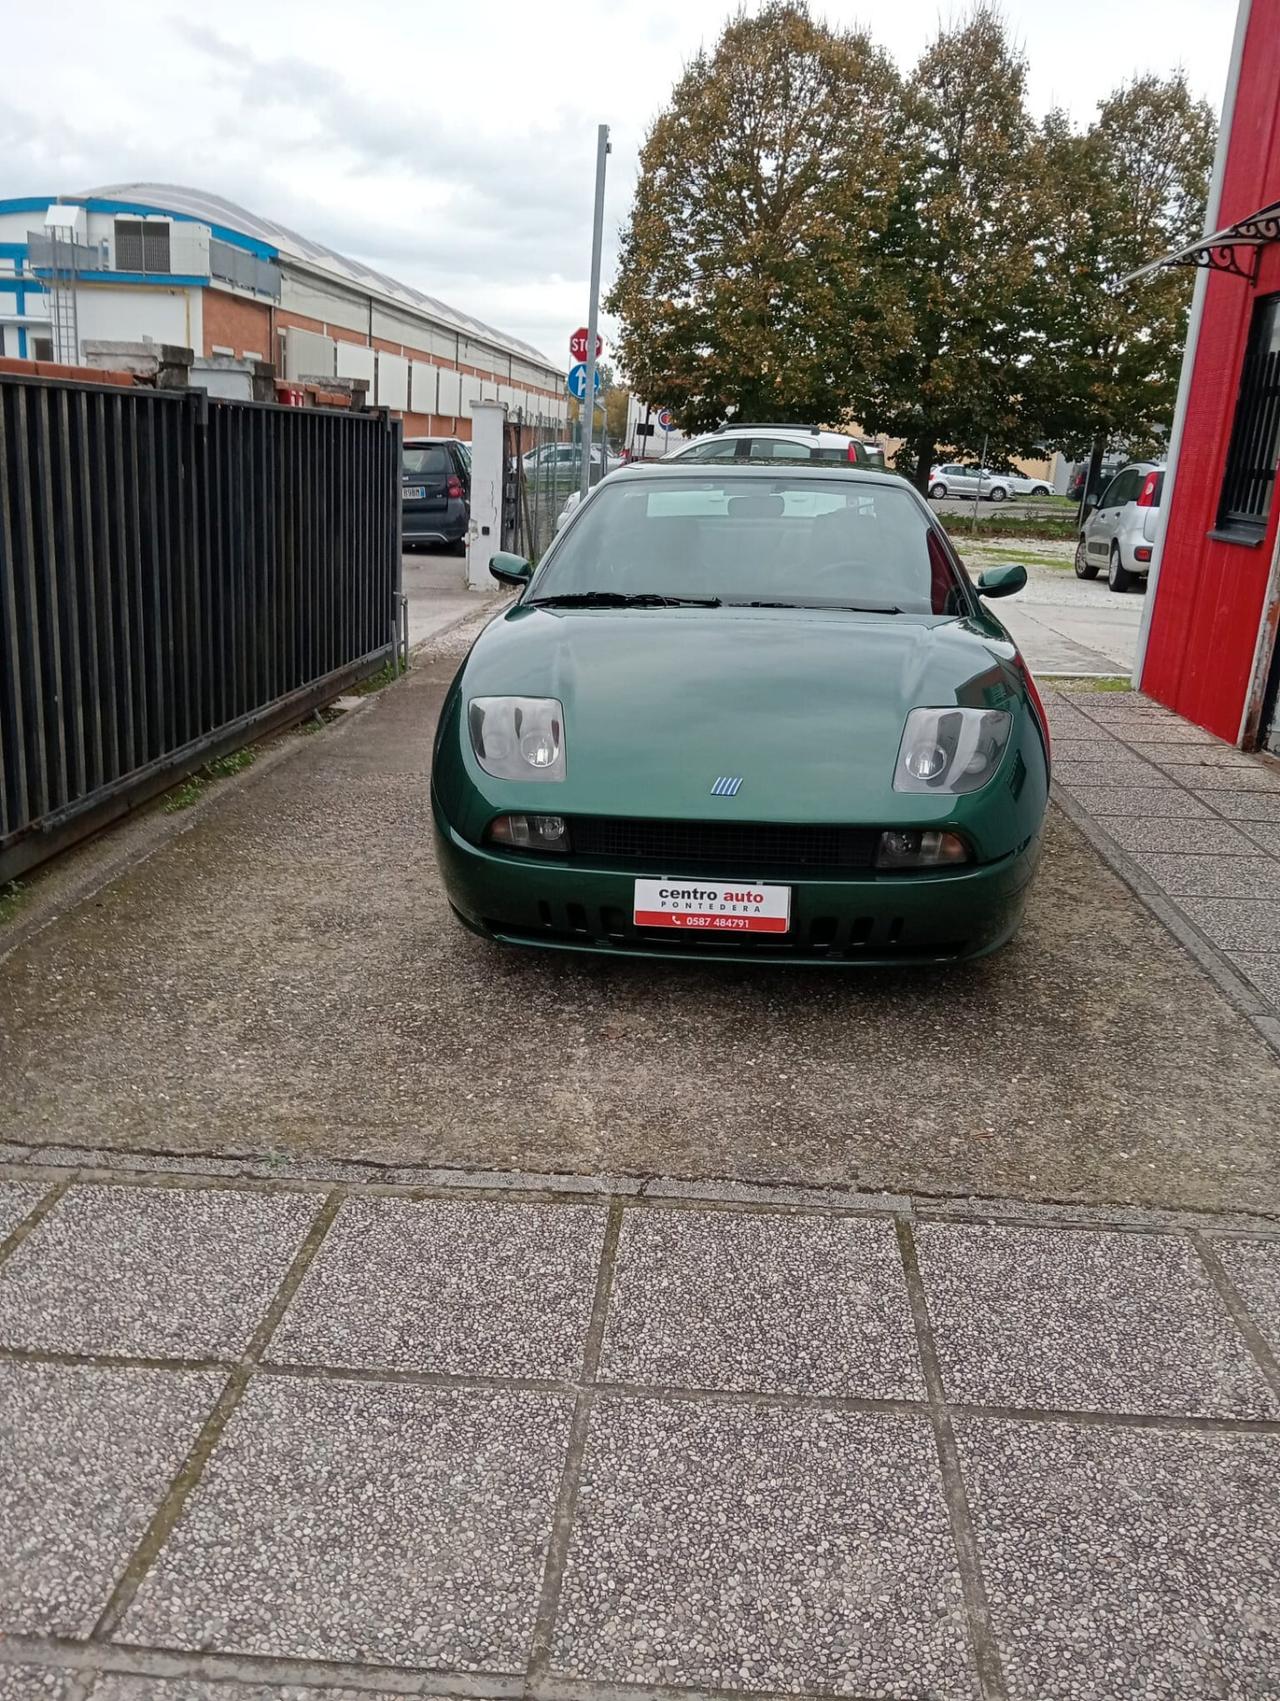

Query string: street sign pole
580 122 610 502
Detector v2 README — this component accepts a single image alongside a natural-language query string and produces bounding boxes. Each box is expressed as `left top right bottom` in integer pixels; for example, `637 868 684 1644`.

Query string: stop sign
570 327 602 362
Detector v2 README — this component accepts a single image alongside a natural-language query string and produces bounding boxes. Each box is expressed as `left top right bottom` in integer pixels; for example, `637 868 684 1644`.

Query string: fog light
876 829 970 869
487 813 571 854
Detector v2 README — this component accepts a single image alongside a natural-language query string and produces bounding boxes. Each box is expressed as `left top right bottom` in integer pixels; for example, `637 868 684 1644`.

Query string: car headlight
468 697 566 781
893 708 1011 794
876 829 970 869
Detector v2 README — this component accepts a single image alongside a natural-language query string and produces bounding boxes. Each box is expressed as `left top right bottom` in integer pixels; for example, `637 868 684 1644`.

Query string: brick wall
202 289 272 359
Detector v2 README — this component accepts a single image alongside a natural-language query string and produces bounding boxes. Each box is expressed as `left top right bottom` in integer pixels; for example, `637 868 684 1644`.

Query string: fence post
466 400 508 591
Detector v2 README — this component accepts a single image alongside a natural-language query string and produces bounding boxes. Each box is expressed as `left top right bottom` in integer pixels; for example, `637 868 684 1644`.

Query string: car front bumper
432 792 1041 966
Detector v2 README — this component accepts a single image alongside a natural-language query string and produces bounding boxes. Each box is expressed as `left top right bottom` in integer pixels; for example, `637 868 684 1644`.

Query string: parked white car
669 423 885 468
1075 462 1164 592
927 463 1052 501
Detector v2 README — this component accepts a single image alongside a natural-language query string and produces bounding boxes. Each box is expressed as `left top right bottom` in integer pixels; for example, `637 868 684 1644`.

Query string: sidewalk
1 1160 1278 1701
1047 685 1280 1045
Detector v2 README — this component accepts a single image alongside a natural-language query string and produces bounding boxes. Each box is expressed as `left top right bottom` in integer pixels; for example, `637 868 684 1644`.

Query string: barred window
1218 292 1280 536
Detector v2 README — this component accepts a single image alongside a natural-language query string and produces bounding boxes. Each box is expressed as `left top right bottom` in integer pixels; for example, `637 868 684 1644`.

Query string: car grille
569 817 881 872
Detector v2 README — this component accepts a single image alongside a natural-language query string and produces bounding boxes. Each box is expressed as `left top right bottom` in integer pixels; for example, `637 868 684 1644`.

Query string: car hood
455 605 1023 824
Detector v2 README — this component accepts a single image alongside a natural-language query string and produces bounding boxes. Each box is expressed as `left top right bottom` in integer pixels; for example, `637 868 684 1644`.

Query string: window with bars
113 218 171 274
1218 292 1280 536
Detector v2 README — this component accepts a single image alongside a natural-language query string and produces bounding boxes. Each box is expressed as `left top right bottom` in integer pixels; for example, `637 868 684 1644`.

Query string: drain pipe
1131 0 1252 689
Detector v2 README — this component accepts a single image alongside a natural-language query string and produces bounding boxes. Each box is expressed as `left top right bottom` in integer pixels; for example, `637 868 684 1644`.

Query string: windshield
532 476 965 614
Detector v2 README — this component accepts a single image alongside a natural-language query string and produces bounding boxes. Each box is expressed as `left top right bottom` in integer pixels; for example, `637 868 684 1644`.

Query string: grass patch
163 744 259 813
0 880 25 927
351 655 410 696
1040 674 1132 692
970 545 1074 570
943 515 1079 544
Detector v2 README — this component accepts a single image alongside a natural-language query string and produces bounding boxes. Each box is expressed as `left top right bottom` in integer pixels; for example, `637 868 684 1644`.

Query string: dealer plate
633 878 791 935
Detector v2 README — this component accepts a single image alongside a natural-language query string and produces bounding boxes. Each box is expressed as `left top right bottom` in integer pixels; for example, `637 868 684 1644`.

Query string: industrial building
0 184 567 437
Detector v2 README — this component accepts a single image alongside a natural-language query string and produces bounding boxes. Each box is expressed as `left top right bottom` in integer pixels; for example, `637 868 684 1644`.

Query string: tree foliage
605 2 904 433
608 3 1216 479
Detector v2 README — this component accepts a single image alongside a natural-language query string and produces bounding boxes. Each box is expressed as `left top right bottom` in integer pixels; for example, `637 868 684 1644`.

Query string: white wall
336 342 375 384
285 325 336 380
436 369 462 416
73 283 200 357
376 350 409 409
410 360 438 414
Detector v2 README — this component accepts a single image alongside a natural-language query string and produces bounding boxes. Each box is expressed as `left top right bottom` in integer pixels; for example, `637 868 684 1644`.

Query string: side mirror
489 551 532 587
1083 497 1099 515
976 564 1027 599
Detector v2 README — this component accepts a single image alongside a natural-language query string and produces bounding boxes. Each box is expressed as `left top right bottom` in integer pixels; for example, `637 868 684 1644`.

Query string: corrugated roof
77 183 561 374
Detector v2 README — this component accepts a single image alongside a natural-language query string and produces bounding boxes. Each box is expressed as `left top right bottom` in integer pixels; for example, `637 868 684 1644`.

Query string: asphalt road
2 618 1278 1214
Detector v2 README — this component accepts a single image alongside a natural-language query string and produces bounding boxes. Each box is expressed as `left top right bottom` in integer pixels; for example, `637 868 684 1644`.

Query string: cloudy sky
3 0 1239 369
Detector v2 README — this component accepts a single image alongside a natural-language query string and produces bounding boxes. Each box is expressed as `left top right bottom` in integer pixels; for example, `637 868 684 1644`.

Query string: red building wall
1141 0 1280 741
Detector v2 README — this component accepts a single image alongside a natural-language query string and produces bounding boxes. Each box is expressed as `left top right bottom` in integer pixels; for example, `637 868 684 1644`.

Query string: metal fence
504 410 603 564
0 372 401 881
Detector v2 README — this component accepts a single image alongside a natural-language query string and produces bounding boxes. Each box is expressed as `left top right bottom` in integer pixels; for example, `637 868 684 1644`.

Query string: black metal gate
0 372 401 881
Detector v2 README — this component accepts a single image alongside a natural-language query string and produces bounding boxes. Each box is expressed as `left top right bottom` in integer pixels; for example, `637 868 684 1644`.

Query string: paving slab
1180 897 1280 954
269 1197 606 1379
1094 816 1262 855
0 1186 318 1359
1134 743 1260 768
1195 789 1280 821
1226 952 1280 1009
958 1418 1280 1701
1082 719 1217 743
1059 784 1214 818
1214 1238 1280 1358
914 1224 1277 1416
550 1398 975 1697
1126 852 1279 899
0 1363 221 1637
0 1668 78 1699
121 1377 572 1672
0 1181 49 1243
1050 759 1167 788
598 1208 923 1398
1186 764 1280 791
1236 820 1280 855
89 1681 417 1700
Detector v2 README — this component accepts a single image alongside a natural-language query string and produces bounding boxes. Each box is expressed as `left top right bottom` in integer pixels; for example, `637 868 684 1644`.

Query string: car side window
1110 470 1141 507
674 439 740 463
1098 473 1126 508
750 437 812 460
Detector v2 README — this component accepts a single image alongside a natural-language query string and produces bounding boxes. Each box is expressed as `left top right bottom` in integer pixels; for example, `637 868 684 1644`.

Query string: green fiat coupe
430 463 1050 964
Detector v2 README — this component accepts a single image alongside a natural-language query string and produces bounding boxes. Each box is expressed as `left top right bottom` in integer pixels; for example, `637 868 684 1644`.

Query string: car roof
404 436 462 447
688 424 863 448
600 461 908 492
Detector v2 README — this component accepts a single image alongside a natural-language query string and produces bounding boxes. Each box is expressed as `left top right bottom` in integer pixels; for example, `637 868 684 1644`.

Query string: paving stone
1188 765 1280 792
1062 785 1213 818
1126 852 1279 899
123 1377 571 1672
1225 952 1280 1010
1052 759 1167 788
269 1196 605 1379
551 1398 974 1697
89 1680 417 1700
0 1363 221 1636
1236 819 1280 855
0 1668 77 1699
599 1204 919 1388
1214 1238 1280 1358
958 1418 1280 1701
914 1224 1277 1416
0 1186 319 1359
1045 737 1126 759
0 1181 48 1243
1195 789 1280 821
1095 721 1220 744
1134 742 1260 768
598 1208 922 1398
1096 816 1261 854
1180 897 1280 954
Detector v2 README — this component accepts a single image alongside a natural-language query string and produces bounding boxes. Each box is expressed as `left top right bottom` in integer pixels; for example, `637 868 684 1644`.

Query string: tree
1031 75 1215 487
605 2 904 434
863 9 1059 491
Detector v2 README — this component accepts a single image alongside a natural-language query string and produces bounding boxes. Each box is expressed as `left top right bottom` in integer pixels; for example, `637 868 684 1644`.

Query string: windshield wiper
727 599 904 614
531 591 722 608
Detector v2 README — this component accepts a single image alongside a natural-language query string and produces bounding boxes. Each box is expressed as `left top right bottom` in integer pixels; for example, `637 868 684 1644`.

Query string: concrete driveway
2 618 1276 1215
957 540 1143 675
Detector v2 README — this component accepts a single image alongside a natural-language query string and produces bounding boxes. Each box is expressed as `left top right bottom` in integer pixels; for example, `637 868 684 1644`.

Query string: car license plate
633 878 791 934
403 485 426 500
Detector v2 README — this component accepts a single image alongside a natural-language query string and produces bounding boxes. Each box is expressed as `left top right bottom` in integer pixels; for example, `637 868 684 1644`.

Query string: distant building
0 184 567 439
1132 0 1280 748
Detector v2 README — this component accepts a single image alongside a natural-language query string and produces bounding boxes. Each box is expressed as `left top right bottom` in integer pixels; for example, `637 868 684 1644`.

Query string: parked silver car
1074 462 1164 592
927 464 1051 501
